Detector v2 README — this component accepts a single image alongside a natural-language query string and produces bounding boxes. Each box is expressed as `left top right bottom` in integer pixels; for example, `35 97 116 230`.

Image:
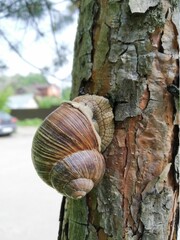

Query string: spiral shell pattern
31 95 114 199
51 149 105 198
32 102 103 187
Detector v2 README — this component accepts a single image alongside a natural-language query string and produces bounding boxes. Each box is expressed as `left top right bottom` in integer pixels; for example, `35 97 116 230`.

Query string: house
7 94 38 109
14 83 61 98
35 84 61 97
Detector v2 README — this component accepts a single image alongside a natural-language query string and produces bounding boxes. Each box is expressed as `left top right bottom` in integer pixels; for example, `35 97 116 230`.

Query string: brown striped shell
51 149 105 199
31 95 114 199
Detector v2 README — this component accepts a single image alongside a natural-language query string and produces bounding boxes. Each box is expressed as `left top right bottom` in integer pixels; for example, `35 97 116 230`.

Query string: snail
31 95 114 199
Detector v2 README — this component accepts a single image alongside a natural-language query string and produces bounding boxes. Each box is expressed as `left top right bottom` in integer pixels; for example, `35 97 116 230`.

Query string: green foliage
17 118 43 127
1 0 51 21
0 86 14 112
12 73 48 89
0 73 48 92
62 87 71 100
37 96 63 108
19 73 47 85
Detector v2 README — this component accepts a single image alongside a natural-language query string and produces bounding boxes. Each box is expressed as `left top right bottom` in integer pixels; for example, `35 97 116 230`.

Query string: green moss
71 0 96 98
93 23 110 70
66 198 88 239
68 198 88 224
68 223 88 240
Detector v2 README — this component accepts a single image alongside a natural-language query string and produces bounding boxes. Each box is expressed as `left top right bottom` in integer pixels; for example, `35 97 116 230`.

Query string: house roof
7 94 38 109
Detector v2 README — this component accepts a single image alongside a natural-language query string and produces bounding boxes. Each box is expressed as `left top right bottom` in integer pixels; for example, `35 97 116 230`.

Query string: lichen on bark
97 174 123 238
140 164 175 240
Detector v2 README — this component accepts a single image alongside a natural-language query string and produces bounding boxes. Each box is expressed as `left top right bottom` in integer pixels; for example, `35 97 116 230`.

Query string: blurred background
0 0 79 239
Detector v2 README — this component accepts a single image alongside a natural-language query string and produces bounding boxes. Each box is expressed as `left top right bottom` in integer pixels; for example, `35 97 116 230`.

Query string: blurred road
0 126 62 240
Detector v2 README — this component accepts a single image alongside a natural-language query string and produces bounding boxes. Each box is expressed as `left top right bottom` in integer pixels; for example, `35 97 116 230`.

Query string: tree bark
58 0 179 239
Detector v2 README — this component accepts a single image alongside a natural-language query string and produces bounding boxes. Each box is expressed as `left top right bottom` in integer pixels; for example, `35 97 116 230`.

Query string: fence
11 107 58 120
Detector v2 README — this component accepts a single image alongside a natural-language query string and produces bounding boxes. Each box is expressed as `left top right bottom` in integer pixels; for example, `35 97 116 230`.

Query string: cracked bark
58 0 179 239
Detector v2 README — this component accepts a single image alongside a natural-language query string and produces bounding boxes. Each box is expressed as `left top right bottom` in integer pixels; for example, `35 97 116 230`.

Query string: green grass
17 118 43 127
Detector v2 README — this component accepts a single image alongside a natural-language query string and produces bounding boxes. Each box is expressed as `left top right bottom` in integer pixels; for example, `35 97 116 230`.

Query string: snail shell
32 95 114 199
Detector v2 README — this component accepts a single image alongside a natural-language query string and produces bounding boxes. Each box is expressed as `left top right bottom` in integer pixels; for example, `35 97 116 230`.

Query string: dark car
0 111 17 136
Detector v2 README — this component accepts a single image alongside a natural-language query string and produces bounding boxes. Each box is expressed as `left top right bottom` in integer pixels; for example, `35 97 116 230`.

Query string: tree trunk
58 0 179 239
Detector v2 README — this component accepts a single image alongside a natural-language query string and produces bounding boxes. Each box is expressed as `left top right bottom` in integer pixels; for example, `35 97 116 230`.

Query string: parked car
0 111 17 136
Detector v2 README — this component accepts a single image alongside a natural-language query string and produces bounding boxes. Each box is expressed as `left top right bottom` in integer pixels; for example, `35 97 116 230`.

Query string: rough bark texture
58 0 179 239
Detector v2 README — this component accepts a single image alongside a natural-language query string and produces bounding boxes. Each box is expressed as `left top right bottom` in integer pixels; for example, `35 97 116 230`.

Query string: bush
0 86 14 112
36 96 63 108
62 87 71 100
17 118 43 126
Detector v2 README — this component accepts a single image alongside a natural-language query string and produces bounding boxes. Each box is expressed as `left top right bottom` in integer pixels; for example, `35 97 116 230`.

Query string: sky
0 1 78 89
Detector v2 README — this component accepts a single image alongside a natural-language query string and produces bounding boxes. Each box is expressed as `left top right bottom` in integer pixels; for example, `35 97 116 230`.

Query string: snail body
32 95 114 199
